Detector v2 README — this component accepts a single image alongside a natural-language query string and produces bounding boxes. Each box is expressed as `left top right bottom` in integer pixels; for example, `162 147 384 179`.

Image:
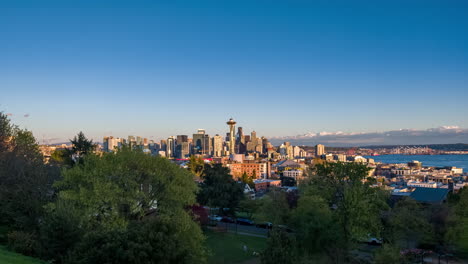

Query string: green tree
0 112 60 232
197 164 243 213
292 194 344 261
43 147 207 263
261 229 298 264
306 162 388 257
68 131 95 165
256 189 290 225
54 148 199 229
374 244 402 264
50 148 72 165
188 155 205 178
240 172 254 187
237 199 259 219
70 213 207 264
446 188 468 255
39 200 84 263
387 197 433 248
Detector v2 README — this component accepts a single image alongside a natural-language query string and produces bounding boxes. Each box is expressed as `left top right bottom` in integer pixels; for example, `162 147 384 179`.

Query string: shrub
7 231 38 256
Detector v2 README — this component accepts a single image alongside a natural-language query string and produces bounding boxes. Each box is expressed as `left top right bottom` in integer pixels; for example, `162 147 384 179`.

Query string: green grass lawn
0 246 45 264
205 231 266 264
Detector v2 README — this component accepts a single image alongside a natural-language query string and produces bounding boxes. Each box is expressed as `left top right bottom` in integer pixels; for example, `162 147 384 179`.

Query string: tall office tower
279 143 287 157
166 136 175 158
212 134 224 157
226 118 236 155
136 136 143 146
177 142 190 159
293 146 302 158
176 135 188 144
160 139 167 152
236 127 246 154
103 136 109 152
193 129 210 155
247 131 262 152
143 138 148 146
128 136 136 147
103 136 120 152
262 137 269 153
315 144 325 156
237 127 245 143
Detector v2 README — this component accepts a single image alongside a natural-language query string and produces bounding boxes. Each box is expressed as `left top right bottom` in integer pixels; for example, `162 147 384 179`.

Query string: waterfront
365 154 468 170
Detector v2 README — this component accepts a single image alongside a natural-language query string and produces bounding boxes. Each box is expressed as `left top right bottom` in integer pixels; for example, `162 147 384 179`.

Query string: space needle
226 118 236 155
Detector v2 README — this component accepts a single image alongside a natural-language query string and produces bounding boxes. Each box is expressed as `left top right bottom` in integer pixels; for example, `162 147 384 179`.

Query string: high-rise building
226 118 236 155
193 129 210 156
166 136 176 158
315 144 325 156
236 127 246 154
177 142 190 159
103 136 121 152
212 134 224 157
176 135 188 144
160 139 167 152
246 131 263 153
128 136 136 147
136 136 143 146
262 137 269 153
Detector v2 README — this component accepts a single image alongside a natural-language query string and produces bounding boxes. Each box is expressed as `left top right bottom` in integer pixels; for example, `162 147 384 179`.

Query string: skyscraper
177 142 190 159
103 136 122 152
226 118 236 155
315 144 325 156
193 129 210 156
176 135 188 144
167 136 175 158
212 134 224 157
128 136 136 147
236 127 246 154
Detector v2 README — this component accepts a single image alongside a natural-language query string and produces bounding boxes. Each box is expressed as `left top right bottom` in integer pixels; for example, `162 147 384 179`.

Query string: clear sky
1 0 467 143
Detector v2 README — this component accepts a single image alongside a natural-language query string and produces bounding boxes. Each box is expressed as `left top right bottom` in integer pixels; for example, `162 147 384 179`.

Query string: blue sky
1 0 467 143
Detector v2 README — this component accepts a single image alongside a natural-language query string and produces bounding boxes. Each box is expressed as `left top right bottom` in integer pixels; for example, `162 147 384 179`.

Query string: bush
374 244 402 264
7 231 38 256
38 200 84 263
0 225 9 244
70 213 207 264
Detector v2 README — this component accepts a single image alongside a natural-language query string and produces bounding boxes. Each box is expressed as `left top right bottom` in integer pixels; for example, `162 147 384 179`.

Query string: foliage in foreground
0 245 45 264
40 148 207 263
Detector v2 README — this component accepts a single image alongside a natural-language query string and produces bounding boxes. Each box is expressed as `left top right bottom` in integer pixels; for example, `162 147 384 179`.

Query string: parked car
236 218 254 226
220 216 236 223
366 237 383 245
209 215 222 221
358 234 383 245
255 222 273 229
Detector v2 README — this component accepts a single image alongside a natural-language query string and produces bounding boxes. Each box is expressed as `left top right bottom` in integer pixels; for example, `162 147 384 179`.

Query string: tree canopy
0 112 59 232
197 164 243 213
40 148 207 263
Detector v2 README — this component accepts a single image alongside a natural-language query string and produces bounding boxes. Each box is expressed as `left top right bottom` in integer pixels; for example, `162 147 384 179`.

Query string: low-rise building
228 162 269 179
253 179 281 192
283 170 304 181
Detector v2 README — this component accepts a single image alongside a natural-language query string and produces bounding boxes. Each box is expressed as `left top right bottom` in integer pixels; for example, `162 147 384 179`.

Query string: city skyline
35 123 468 147
2 1 468 143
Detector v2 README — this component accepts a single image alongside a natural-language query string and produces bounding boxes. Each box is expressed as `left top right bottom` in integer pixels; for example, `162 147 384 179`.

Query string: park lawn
205 231 266 264
0 246 45 264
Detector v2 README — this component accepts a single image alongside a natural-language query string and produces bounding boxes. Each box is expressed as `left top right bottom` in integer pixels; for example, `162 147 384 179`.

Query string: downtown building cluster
102 118 308 160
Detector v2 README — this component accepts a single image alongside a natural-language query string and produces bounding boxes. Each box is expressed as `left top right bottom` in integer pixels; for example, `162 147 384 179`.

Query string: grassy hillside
205 231 266 264
0 246 45 264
